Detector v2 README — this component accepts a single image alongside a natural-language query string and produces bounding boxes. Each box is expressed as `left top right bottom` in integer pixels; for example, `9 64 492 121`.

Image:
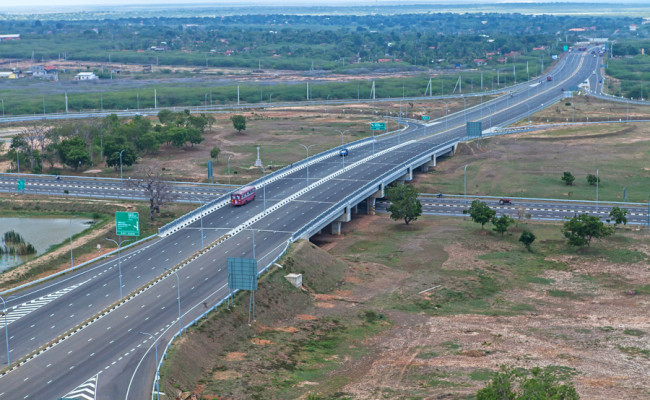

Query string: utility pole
237 85 240 105
154 89 157 109
65 92 68 113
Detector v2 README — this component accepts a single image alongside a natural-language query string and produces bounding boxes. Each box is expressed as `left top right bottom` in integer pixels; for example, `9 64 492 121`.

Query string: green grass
469 368 495 381
623 329 646 337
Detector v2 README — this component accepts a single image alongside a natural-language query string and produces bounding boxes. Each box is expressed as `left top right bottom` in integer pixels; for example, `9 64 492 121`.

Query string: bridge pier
419 154 436 172
397 167 413 182
330 221 342 235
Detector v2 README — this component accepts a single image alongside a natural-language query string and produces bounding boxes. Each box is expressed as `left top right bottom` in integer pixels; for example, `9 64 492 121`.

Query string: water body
0 217 93 272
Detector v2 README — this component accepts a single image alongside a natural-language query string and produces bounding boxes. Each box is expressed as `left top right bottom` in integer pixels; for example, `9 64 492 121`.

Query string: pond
0 217 93 272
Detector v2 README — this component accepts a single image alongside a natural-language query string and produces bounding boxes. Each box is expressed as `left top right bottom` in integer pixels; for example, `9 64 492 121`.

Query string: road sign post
227 257 258 325
207 160 213 184
421 115 430 121
370 122 385 131
116 212 140 237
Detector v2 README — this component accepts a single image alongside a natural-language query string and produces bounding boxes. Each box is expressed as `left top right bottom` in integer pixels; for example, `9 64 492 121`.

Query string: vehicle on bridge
339 148 349 157
231 186 256 206
498 198 512 205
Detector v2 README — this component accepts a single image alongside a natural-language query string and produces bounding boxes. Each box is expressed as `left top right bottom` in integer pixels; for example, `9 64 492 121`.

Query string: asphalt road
0 48 602 400
377 196 650 225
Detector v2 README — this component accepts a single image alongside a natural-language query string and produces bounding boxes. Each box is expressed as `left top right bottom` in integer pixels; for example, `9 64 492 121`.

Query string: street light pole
69 216 77 270
119 149 125 181
334 129 349 170
0 295 9 366
1 99 4 118
298 144 316 186
190 195 205 249
139 332 160 400
464 164 469 205
596 168 599 211
105 237 132 300
165 268 182 337
260 166 267 212
227 154 233 193
16 146 22 174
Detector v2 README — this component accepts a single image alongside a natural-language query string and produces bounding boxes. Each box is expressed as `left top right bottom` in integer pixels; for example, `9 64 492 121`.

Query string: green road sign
563 45 569 51
116 212 140 236
207 160 213 179
421 115 430 121
370 122 386 130
227 257 258 291
17 179 25 191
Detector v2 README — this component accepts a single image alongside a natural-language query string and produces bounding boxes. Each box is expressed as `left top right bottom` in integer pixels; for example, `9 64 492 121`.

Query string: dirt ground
163 213 650 400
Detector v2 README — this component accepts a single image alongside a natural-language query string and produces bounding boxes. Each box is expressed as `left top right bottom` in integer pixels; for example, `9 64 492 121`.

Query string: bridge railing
292 137 460 240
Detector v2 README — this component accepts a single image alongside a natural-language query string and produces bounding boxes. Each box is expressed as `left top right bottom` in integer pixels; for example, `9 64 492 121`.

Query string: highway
0 48 602 400
377 196 650 225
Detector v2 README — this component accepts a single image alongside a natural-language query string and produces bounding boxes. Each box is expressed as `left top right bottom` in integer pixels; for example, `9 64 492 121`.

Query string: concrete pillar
337 206 351 223
398 167 413 181
330 221 342 235
365 197 376 215
352 205 358 215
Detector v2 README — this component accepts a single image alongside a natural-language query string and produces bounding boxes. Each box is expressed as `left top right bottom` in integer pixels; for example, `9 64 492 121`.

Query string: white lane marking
62 373 99 400
2 279 89 325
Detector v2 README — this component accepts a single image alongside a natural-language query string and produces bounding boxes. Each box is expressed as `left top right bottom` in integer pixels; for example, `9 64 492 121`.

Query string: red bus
231 186 256 206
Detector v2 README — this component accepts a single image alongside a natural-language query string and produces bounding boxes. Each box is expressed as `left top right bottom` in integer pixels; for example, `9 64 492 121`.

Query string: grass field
414 122 650 203
159 214 650 399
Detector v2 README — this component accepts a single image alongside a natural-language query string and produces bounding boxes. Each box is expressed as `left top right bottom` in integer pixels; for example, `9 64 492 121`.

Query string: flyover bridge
0 48 600 400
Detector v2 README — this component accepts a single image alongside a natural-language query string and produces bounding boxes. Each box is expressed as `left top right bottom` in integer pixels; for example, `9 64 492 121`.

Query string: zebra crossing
1 279 89 326
62 373 99 400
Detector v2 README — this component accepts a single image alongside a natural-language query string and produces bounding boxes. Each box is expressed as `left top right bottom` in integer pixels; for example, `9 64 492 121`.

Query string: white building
74 72 98 81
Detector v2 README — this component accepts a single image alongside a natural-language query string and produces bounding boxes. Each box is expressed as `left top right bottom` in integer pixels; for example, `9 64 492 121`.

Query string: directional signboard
116 212 139 236
466 122 483 139
227 257 258 291
563 45 569 51
17 179 25 191
421 116 430 121
207 160 213 179
370 122 386 130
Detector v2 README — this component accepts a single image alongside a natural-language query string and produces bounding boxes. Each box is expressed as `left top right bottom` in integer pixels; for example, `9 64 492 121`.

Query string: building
630 24 638 31
74 72 98 81
0 34 20 42
29 65 58 81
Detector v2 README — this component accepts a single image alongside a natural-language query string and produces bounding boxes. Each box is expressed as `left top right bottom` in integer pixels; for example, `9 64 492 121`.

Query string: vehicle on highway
231 185 256 206
498 198 512 205
546 76 553 81
339 148 349 157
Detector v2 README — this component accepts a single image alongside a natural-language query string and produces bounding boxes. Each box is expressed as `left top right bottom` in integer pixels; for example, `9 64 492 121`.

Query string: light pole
596 168 599 211
0 295 9 366
444 102 449 130
259 165 267 212
326 94 330 113
105 237 133 300
527 103 531 124
118 149 125 181
464 164 469 205
16 145 22 174
1 98 4 118
139 332 160 400
165 268 182 337
69 215 78 270
190 195 205 249
227 154 233 193
298 144 316 186
334 129 349 169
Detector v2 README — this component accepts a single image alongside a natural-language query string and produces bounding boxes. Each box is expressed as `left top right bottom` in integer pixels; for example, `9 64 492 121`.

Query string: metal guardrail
0 172 230 188
421 193 649 207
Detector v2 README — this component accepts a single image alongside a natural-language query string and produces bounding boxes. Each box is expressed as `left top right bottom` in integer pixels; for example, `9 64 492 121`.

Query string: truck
498 198 512 205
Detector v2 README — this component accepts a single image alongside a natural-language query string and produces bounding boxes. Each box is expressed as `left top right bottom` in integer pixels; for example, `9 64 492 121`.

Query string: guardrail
421 193 649 207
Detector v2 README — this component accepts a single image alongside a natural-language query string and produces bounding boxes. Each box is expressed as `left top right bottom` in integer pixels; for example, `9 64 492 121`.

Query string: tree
467 200 496 230
608 206 628 227
385 182 422 225
58 137 90 170
519 230 536 251
127 165 176 222
492 214 515 237
477 365 579 400
210 146 221 160
157 109 176 124
562 213 613 247
104 139 137 170
586 174 600 186
561 171 575 186
230 115 246 133
185 126 204 146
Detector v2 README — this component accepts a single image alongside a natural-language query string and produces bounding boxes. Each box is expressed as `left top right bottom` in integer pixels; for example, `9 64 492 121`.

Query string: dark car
339 148 349 157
